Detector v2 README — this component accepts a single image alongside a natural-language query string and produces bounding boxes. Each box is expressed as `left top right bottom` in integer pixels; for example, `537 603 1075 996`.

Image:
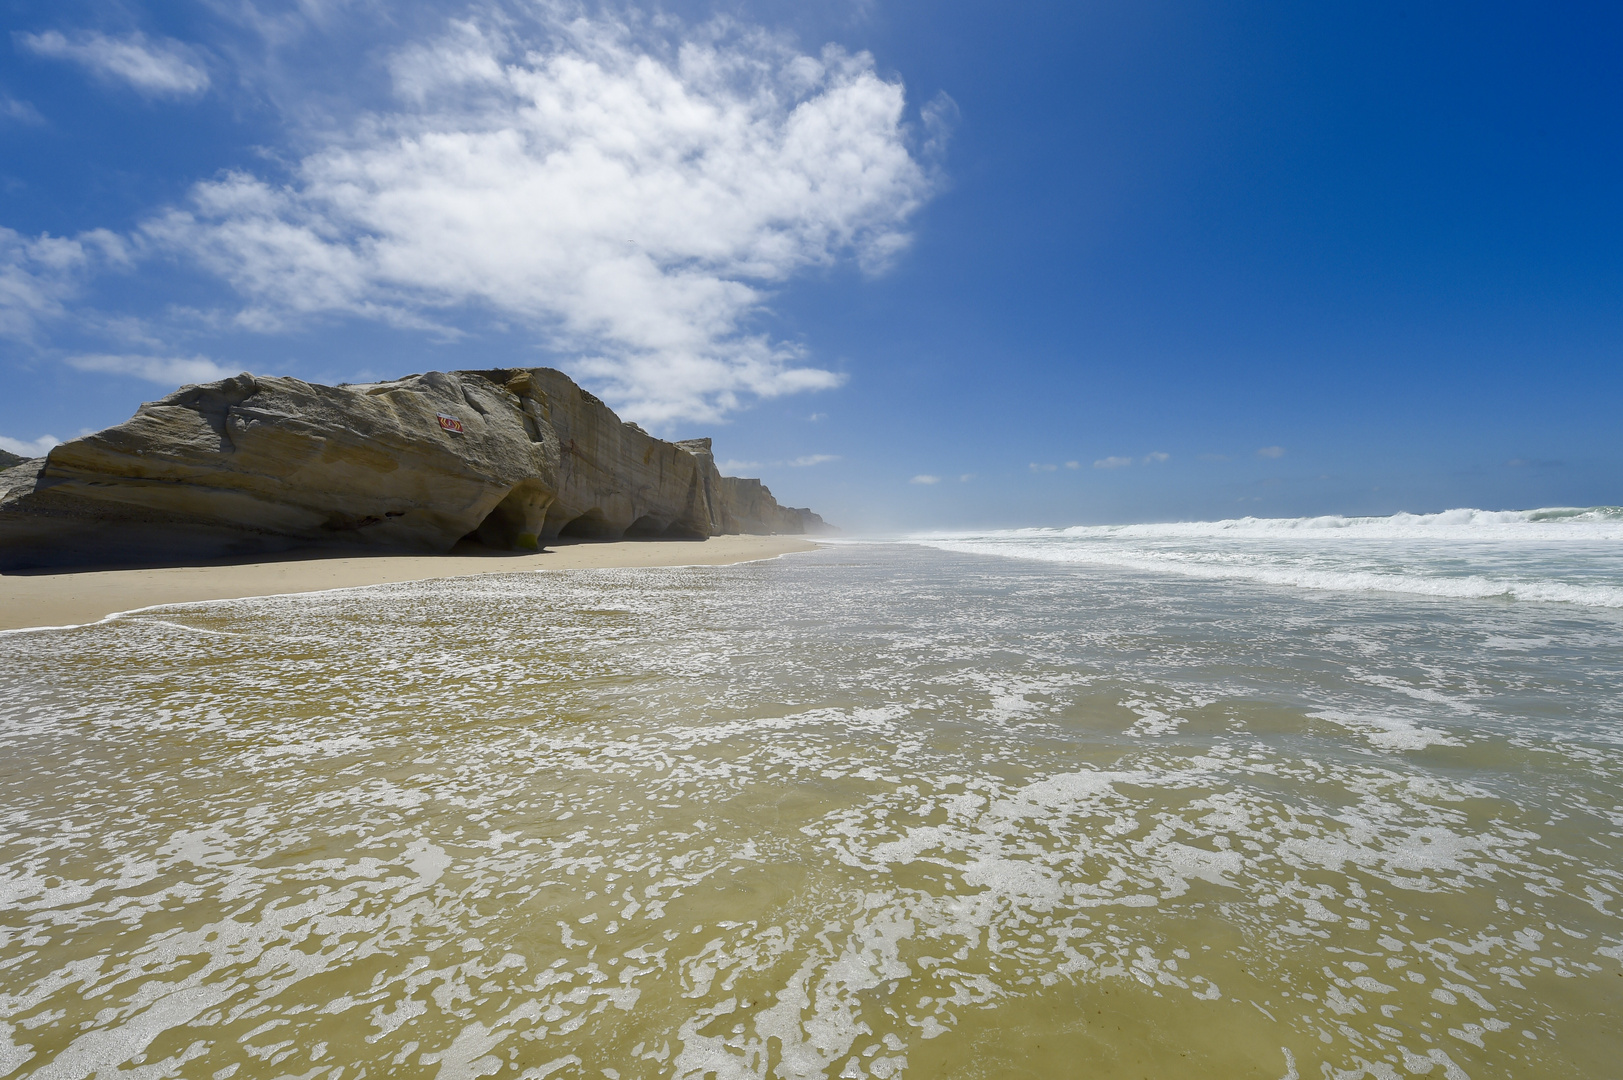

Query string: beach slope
0 535 816 632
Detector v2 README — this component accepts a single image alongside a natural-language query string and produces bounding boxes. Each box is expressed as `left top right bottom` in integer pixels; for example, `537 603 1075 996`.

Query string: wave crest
908 507 1623 607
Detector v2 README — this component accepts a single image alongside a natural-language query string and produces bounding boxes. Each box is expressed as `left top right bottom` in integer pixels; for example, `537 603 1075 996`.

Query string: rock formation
0 449 22 471
0 367 830 571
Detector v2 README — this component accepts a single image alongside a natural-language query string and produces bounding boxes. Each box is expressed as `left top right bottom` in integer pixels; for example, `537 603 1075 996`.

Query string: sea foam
908 506 1623 607
1 544 1619 1078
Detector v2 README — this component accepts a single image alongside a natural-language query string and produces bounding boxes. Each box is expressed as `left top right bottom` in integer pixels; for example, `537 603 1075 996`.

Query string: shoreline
0 535 819 633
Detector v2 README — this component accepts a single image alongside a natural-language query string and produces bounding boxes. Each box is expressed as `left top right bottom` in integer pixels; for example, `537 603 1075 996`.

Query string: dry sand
0 535 819 633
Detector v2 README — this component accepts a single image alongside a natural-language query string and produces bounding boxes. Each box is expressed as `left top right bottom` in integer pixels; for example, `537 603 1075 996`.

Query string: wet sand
2 542 1620 1077
0 535 818 632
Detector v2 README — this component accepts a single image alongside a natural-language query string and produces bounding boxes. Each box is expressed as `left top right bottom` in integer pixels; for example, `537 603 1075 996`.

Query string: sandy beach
0 535 818 632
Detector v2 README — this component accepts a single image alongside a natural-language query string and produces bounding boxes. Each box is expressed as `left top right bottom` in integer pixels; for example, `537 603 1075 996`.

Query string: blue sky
2 1 1619 529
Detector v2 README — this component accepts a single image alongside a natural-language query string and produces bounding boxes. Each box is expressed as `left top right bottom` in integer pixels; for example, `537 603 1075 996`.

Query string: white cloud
716 459 762 473
0 97 43 124
67 353 235 385
144 12 936 425
19 30 210 97
1093 456 1132 469
1064 460 1080 469
807 412 827 421
1143 451 1169 463
789 454 839 466
0 433 59 458
0 227 127 339
958 473 974 482
1256 446 1285 459
910 474 940 485
1028 462 1056 473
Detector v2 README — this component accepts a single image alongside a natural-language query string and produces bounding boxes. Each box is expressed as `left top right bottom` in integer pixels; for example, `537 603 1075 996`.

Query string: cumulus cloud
1064 460 1080 469
958 473 974 482
0 227 127 339
0 432 59 458
143 12 936 425
19 30 210 96
789 454 839 466
1143 451 1169 463
1028 462 1056 473
67 353 234 385
910 474 940 485
1256 446 1285 459
1093 456 1132 469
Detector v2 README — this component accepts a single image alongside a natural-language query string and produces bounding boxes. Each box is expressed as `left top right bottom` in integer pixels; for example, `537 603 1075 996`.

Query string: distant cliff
0 367 830 570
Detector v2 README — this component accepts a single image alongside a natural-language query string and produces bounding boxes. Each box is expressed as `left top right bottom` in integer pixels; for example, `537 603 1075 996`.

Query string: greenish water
1 538 1620 1078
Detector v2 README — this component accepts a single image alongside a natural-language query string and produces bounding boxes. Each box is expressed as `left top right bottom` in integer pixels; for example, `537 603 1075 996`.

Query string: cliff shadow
555 509 622 541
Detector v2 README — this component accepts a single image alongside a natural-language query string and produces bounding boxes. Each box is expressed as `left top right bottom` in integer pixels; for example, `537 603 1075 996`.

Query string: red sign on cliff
436 414 464 434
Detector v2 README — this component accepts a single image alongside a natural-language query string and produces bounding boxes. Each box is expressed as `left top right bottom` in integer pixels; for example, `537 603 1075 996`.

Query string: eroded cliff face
0 367 829 570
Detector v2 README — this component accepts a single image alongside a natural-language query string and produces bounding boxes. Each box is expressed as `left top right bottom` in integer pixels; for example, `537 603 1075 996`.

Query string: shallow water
2 537 1621 1079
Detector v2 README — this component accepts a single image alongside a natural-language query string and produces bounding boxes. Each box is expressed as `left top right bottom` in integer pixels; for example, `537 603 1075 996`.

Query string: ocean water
911 506 1623 609
2 509 1621 1080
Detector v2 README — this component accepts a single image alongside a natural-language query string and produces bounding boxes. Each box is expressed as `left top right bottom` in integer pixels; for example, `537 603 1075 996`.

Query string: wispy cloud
1064 460 1080 469
0 96 43 124
716 453 837 472
0 226 128 339
1143 451 1169 463
958 473 975 482
0 433 59 458
1029 462 1057 473
807 412 827 422
1093 456 1132 469
1256 446 1285 459
67 353 234 385
910 474 940 485
142 11 938 425
19 30 210 97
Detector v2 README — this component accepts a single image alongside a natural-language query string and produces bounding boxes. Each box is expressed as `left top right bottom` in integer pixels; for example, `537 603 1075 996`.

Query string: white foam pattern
908 506 1623 608
0 545 1619 1078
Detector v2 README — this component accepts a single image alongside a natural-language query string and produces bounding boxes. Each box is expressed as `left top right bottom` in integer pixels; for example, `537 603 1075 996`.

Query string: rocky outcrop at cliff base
0 367 830 570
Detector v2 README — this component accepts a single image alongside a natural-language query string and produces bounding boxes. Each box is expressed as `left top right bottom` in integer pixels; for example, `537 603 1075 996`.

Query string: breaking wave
910 507 1623 608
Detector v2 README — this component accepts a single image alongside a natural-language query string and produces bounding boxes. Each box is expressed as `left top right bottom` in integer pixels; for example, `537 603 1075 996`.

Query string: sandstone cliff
0 367 830 571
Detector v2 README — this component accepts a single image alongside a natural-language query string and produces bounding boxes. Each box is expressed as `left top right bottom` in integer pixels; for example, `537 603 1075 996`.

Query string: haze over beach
3 3 1622 1079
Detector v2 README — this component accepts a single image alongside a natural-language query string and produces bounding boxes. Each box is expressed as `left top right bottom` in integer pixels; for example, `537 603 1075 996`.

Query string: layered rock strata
0 367 829 571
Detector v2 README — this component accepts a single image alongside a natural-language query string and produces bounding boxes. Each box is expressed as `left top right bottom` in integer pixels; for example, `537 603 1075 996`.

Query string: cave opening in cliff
557 509 622 540
459 483 550 551
623 514 668 538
